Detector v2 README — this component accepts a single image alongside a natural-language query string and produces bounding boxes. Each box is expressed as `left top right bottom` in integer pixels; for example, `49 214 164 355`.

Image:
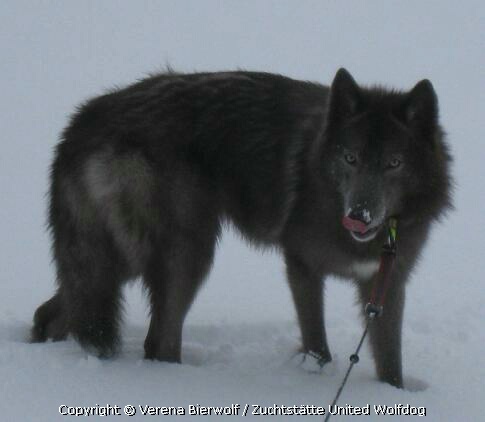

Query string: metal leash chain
323 218 397 422
323 318 372 422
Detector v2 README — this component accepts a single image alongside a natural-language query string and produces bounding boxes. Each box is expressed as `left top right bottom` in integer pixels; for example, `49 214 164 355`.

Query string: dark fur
32 69 452 387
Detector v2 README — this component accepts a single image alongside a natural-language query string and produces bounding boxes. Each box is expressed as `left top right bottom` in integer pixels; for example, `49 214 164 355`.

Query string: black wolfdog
32 68 451 387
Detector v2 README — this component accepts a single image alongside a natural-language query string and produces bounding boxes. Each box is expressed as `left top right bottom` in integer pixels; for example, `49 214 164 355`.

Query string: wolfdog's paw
403 376 429 392
31 295 68 343
293 351 335 375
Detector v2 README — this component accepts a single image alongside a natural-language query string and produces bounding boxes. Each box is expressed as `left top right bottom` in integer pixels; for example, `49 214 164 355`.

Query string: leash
323 218 397 422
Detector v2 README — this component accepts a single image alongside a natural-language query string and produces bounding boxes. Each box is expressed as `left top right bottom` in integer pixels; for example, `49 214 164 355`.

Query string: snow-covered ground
1 1 483 420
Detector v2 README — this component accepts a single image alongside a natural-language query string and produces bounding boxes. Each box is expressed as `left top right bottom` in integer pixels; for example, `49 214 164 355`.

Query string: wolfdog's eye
388 158 402 169
344 153 357 165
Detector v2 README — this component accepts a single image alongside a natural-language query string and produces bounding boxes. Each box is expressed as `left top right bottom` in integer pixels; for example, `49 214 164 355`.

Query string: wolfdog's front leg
358 279 405 388
285 253 330 364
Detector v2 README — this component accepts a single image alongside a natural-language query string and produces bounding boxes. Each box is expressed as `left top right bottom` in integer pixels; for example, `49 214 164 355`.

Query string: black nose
347 208 372 225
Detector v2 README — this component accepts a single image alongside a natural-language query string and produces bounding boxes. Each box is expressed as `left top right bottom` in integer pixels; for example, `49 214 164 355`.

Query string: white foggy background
0 1 483 421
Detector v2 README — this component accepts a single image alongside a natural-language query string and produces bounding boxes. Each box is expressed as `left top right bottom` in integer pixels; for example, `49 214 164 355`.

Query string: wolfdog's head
322 69 452 242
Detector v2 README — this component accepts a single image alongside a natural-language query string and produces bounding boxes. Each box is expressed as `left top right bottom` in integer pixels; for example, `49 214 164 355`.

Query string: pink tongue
342 216 369 234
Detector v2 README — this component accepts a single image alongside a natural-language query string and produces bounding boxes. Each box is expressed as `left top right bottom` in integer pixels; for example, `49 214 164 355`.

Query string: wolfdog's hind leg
31 292 68 342
143 226 218 362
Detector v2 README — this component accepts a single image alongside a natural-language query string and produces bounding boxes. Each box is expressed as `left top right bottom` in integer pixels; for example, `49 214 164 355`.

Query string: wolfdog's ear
402 79 438 135
327 68 361 120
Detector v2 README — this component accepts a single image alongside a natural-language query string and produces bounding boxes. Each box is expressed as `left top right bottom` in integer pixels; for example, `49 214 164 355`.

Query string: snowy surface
1 1 483 420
